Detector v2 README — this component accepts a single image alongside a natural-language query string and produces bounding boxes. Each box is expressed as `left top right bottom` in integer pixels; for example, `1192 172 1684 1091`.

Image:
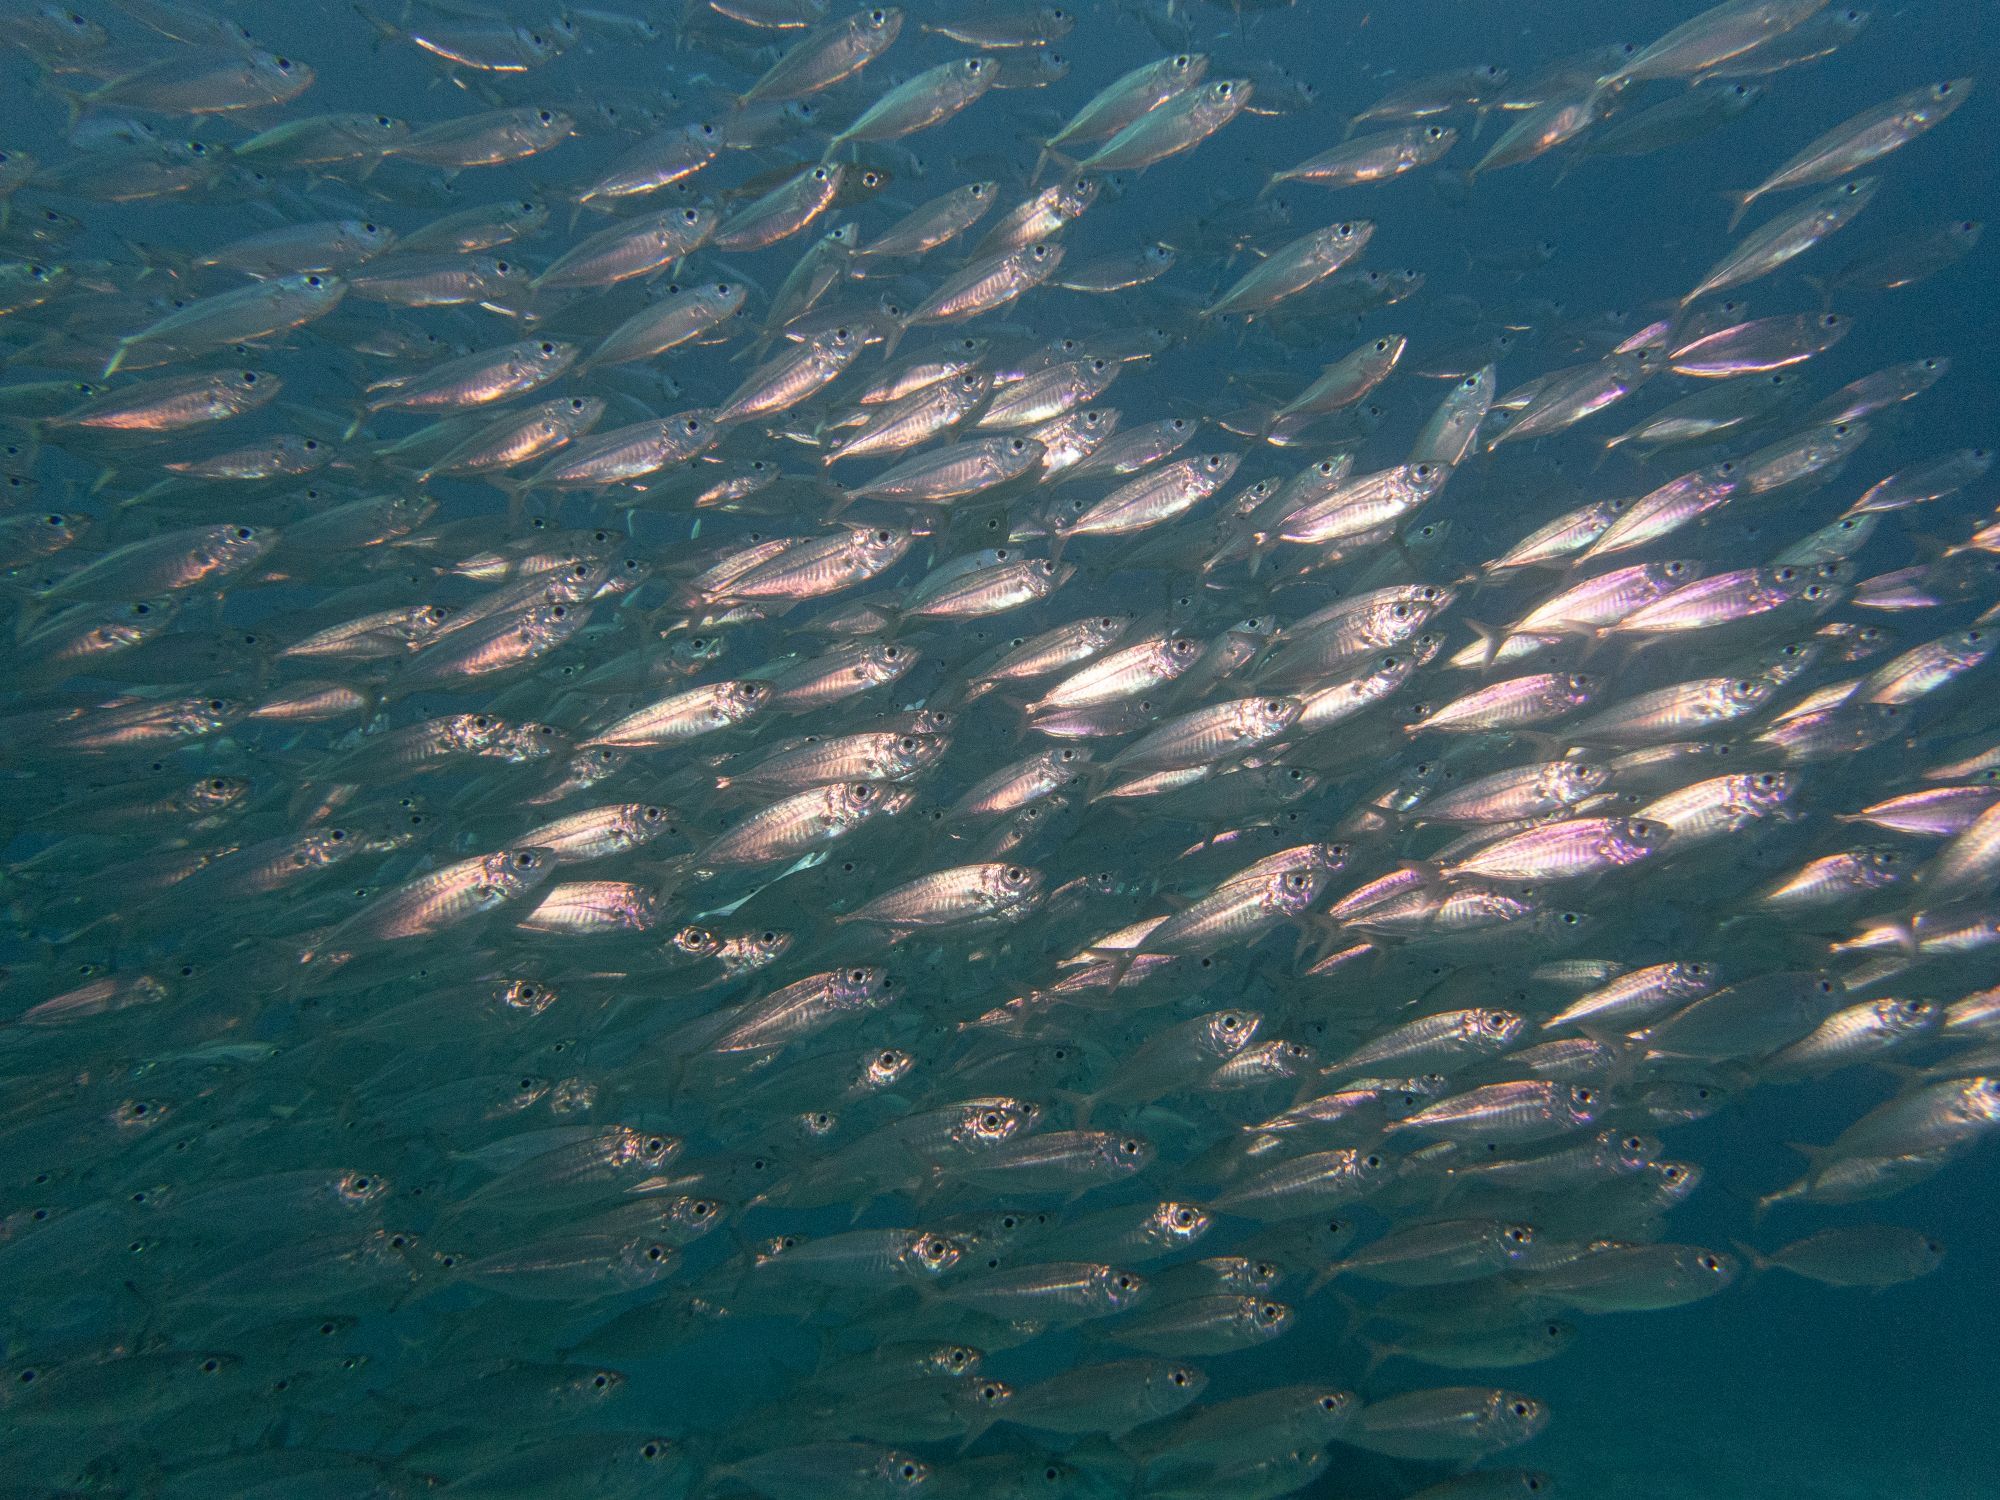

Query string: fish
1725 78 1973 228
0 3 1995 1496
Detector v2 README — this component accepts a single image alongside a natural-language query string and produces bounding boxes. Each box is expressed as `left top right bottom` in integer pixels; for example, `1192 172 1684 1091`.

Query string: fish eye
275 56 292 70
1365 1153 1382 1167
538 111 555 124
1122 1138 1142 1154
1512 1400 1532 1416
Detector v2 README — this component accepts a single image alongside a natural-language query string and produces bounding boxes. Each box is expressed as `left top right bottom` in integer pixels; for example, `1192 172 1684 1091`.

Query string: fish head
1620 817 1671 858
859 640 917 682
1145 1201 1212 1251
901 1231 964 1277
1962 1076 2000 1122
726 680 772 718
1686 1246 1739 1291
333 1170 392 1211
1273 869 1326 916
1498 1221 1538 1266
1469 1008 1527 1049
1246 695 1303 737
863 1047 916 1089
1879 997 1941 1039
1564 1085 1603 1128
1738 770 1797 816
989 863 1045 903
1147 1361 1207 1413
872 1451 928 1492
1552 672 1597 709
1095 1265 1148 1311
1490 1390 1550 1444
954 1098 1036 1148
1650 1161 1702 1206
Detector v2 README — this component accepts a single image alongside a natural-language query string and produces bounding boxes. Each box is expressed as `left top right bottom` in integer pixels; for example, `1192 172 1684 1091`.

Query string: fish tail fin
1459 617 1508 671
1243 529 1276 578
351 2 398 44
101 340 133 378
1053 1086 1097 1129
1328 1285 1369 1340
1359 1336 1395 1379
954 1416 998 1457
1077 943 1137 993
1730 1238 1776 1276
1750 1179 1796 1225
1292 912 1349 974
495 476 536 532
1723 190 1754 233
1075 760 1115 805
44 80 89 133
1242 401 1280 443
1783 1140 1832 1170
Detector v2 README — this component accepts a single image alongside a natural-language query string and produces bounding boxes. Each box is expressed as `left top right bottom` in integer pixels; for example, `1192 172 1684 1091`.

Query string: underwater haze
1 0 1998 1496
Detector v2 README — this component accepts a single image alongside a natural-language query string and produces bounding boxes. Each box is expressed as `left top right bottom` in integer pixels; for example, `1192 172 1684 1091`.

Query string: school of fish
0 0 1994 1494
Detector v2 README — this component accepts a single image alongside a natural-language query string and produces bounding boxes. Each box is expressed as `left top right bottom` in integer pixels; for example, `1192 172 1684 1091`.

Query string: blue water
2 0 1997 1495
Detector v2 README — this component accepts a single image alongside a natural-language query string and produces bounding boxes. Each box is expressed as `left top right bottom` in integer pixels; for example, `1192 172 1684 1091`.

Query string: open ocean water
1 0 1997 1496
